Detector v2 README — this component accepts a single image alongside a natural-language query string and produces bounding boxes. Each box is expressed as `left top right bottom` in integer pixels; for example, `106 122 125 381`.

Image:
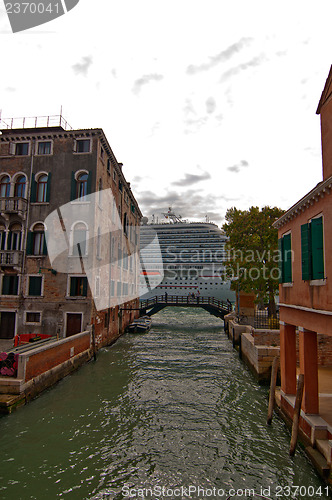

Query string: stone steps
316 439 332 465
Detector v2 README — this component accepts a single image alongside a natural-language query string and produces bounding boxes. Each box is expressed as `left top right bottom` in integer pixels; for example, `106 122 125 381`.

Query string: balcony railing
0 197 28 218
0 250 24 267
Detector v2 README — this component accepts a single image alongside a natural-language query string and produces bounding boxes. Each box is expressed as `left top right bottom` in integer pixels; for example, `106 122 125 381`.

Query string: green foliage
222 206 285 310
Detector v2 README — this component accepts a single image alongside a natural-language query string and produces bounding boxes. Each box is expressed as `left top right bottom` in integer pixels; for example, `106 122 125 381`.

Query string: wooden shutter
278 238 283 283
283 233 292 283
2 276 10 295
70 172 76 201
26 231 34 255
42 233 48 256
87 171 92 195
30 173 37 202
311 217 324 280
46 172 51 202
301 223 311 280
82 277 88 296
70 277 76 296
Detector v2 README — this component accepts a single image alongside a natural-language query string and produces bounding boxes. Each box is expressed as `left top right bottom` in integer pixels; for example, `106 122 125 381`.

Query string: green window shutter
13 276 19 295
46 172 51 202
301 223 312 280
70 277 76 296
30 173 37 202
87 171 92 195
278 238 283 283
311 217 324 280
26 231 33 255
82 277 87 296
29 276 42 296
42 233 47 256
283 233 292 283
70 171 76 201
2 276 10 295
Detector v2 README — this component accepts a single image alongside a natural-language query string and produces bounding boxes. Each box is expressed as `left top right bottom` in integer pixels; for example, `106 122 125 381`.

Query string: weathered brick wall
23 332 90 381
253 329 280 346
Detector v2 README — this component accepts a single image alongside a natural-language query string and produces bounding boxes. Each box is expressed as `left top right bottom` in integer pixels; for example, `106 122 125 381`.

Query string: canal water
0 308 331 500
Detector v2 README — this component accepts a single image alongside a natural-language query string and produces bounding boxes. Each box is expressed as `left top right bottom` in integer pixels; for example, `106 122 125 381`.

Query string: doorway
0 311 16 339
66 313 83 337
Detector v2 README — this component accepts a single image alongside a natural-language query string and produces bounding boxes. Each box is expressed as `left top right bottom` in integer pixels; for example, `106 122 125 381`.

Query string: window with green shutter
69 276 87 296
2 275 19 295
28 276 42 296
278 233 292 283
301 216 325 281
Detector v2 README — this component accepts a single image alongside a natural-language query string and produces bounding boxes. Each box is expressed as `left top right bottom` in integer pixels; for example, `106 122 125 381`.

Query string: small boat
127 316 152 333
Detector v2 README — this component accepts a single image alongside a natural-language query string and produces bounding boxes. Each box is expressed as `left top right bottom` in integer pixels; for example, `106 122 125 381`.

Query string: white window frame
36 140 53 156
73 138 92 154
24 311 42 326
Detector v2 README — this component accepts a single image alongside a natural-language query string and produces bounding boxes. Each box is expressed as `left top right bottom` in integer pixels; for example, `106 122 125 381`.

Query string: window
7 224 22 251
26 312 41 324
0 175 10 197
37 174 48 202
27 224 47 256
2 275 19 295
107 159 111 174
301 216 325 281
69 276 88 297
37 141 52 155
15 143 29 155
72 222 88 256
14 175 26 198
30 173 51 203
278 233 292 283
28 276 42 296
75 139 90 153
71 171 91 201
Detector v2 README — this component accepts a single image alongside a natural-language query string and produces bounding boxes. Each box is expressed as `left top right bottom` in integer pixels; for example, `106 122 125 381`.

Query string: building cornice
273 175 332 229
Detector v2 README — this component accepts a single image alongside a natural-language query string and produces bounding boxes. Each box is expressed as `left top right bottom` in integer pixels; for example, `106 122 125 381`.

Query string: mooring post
289 373 304 456
91 324 97 361
267 356 279 425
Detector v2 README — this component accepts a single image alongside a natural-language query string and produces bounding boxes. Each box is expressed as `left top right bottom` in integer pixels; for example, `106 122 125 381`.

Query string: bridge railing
140 295 233 312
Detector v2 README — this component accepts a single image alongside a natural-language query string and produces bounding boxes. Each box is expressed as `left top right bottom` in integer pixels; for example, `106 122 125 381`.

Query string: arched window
32 223 45 255
7 223 22 251
14 175 26 198
72 222 88 256
76 173 88 200
36 174 48 202
0 175 10 197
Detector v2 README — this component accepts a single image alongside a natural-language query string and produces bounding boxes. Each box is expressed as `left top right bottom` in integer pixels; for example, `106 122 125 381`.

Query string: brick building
0 115 142 348
274 67 332 441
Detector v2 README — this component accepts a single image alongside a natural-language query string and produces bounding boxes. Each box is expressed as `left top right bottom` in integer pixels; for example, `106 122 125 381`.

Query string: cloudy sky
0 0 332 225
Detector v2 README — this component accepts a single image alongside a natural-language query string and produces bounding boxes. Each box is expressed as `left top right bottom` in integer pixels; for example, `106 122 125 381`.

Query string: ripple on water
0 307 330 500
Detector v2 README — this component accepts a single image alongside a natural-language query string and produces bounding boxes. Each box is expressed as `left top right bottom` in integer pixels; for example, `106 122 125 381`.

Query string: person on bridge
165 292 168 303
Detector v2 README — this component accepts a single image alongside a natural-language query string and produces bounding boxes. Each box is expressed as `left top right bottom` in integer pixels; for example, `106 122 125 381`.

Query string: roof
273 175 332 229
316 65 332 114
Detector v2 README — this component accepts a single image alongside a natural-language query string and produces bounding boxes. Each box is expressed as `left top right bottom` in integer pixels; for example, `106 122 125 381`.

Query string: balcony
0 197 28 219
0 250 23 268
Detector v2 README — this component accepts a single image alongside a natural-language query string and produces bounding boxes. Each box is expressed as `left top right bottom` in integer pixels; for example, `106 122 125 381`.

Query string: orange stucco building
274 67 332 446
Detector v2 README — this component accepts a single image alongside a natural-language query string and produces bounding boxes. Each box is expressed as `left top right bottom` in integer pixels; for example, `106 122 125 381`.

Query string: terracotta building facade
0 116 142 348
274 67 332 442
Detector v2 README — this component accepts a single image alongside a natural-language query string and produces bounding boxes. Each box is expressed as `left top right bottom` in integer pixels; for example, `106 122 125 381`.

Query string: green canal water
0 308 331 500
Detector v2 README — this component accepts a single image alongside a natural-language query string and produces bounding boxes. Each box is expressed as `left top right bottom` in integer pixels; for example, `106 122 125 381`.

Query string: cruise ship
139 209 235 302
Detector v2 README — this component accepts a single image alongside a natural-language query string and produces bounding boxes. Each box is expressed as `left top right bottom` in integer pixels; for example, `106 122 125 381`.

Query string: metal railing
254 310 280 329
0 250 23 267
140 295 233 313
0 114 72 131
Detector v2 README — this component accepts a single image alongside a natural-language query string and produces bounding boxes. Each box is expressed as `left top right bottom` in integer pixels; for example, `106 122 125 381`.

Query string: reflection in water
0 308 330 499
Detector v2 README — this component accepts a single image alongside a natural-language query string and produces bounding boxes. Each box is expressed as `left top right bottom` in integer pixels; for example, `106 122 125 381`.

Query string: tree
222 206 285 316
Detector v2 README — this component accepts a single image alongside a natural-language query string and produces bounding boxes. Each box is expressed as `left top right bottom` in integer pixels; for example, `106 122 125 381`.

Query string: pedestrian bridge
139 295 233 319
